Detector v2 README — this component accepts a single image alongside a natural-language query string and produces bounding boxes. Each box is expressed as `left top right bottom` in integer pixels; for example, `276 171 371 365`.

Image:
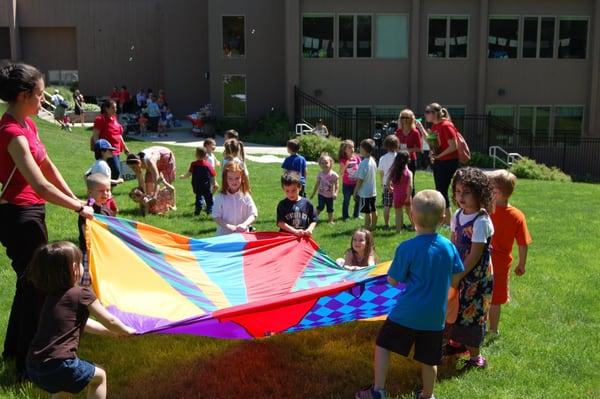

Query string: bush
216 113 291 146
298 135 342 162
468 152 496 168
509 157 571 182
215 118 254 136
83 103 100 112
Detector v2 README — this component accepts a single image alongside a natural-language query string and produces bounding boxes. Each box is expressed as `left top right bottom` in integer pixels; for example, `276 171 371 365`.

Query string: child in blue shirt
355 189 464 399
281 139 307 197
354 139 378 230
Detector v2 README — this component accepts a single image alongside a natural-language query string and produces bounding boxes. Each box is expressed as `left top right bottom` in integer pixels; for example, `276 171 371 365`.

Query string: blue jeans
342 183 359 219
27 357 95 394
106 155 121 181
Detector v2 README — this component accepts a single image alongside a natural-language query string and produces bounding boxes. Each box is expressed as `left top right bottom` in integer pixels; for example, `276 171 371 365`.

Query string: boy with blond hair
487 170 532 337
355 190 464 399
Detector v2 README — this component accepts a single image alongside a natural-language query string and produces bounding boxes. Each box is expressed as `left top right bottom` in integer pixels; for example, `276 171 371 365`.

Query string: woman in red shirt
0 62 94 376
395 109 423 197
425 102 459 226
92 100 130 182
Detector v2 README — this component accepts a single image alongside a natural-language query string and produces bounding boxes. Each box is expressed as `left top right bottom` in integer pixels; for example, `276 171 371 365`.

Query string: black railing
295 86 600 180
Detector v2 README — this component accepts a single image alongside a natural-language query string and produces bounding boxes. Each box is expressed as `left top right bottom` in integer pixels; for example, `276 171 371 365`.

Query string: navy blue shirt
388 233 464 331
277 197 317 230
281 154 307 185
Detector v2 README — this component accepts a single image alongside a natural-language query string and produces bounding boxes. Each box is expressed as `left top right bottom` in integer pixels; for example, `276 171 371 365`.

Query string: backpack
456 131 471 165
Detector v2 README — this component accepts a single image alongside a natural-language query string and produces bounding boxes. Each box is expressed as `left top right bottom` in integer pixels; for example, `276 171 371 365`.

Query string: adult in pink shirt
395 109 423 197
92 99 130 181
425 102 459 225
0 62 94 376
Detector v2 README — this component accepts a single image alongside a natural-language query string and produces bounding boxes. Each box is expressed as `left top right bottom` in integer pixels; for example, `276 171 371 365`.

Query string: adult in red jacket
0 62 94 376
425 102 459 226
395 109 423 197
92 99 130 181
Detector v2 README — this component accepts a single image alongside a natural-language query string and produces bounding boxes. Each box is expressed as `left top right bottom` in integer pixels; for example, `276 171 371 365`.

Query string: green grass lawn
0 109 599 398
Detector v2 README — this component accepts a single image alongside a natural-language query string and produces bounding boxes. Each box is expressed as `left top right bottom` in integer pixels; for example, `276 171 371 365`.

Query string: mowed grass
0 109 599 398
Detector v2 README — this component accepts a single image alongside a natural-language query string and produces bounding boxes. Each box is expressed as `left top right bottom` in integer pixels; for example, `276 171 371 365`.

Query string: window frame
488 15 521 60
301 13 336 60
221 14 246 59
427 14 470 60
374 13 410 59
517 105 553 138
557 16 590 60
485 104 517 125
222 74 247 118
336 13 374 59
552 104 585 138
373 105 407 120
520 15 558 59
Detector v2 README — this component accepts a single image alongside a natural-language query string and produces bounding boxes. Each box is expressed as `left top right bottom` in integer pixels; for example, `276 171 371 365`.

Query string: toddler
203 138 221 169
309 153 339 224
222 138 249 176
338 228 376 271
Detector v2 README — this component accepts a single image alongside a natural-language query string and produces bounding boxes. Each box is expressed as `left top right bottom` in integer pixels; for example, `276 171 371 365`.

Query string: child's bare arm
451 273 462 288
387 276 398 286
305 221 317 236
277 220 302 236
85 318 114 336
353 179 363 196
333 180 339 199
515 245 529 276
180 171 192 179
457 242 485 279
88 300 135 336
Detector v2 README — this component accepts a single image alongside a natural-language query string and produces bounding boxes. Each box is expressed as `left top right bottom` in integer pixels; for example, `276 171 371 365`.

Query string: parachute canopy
88 216 403 338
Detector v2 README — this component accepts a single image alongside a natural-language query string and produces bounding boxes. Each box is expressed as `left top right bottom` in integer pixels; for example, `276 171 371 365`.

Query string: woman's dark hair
28 241 83 294
451 167 495 213
0 62 43 103
389 151 410 184
100 99 117 115
126 152 144 165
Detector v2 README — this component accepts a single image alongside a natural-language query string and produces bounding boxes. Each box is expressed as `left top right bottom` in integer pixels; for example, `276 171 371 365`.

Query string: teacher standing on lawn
92 99 130 182
0 62 94 377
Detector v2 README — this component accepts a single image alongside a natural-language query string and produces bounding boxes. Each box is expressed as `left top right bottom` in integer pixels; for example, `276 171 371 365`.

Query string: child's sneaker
414 390 436 399
463 355 487 369
355 384 387 399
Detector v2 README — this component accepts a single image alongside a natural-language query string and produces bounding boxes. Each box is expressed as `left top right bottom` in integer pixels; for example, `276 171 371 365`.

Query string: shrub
82 103 101 112
298 135 342 162
468 151 496 168
215 118 254 136
509 157 571 182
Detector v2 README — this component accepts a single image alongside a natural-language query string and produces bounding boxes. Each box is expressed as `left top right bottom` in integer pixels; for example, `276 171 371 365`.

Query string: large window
487 105 516 125
518 106 551 141
374 106 405 120
303 15 334 58
522 17 555 58
488 18 519 58
558 18 588 59
428 16 469 58
222 16 245 58
223 75 246 117
338 15 372 58
554 106 583 137
375 15 408 59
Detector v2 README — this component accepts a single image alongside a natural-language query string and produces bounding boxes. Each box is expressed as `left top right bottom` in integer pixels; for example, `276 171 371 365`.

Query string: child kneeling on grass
355 190 464 399
26 241 135 399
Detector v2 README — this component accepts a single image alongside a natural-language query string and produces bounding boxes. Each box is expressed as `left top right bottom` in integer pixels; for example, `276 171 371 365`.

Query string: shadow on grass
112 322 468 399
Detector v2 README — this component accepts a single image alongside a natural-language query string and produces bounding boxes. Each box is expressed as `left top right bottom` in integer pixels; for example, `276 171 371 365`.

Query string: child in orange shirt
488 170 532 337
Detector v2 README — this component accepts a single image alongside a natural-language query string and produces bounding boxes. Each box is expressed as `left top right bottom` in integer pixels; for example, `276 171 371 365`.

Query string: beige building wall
20 27 77 73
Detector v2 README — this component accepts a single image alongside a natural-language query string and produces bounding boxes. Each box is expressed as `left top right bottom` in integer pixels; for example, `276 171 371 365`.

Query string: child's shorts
26 357 96 394
382 186 393 208
359 196 376 213
446 323 486 348
376 318 443 366
317 194 334 213
491 259 511 305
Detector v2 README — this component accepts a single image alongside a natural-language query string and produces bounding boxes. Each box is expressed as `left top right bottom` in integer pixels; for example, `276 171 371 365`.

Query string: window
558 18 588 59
554 106 583 137
223 75 246 117
428 16 469 58
338 15 372 58
375 15 408 59
302 15 334 58
373 106 404 120
522 17 556 58
47 70 78 85
222 16 245 58
488 18 519 58
518 106 551 142
487 106 516 125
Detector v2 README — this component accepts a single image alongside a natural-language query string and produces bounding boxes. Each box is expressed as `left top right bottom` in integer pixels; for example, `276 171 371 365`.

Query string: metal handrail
489 145 523 168
295 122 314 135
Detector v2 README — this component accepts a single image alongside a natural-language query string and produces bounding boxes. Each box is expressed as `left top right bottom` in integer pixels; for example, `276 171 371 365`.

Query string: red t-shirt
110 90 120 102
0 114 47 206
431 120 459 161
119 90 130 104
395 128 422 161
490 204 532 269
93 114 124 155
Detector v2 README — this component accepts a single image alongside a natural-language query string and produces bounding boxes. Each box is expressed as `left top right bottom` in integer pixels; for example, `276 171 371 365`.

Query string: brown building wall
208 0 286 119
0 27 10 60
19 27 77 73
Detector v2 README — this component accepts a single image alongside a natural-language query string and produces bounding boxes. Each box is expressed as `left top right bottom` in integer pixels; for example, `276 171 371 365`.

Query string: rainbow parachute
88 215 403 338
